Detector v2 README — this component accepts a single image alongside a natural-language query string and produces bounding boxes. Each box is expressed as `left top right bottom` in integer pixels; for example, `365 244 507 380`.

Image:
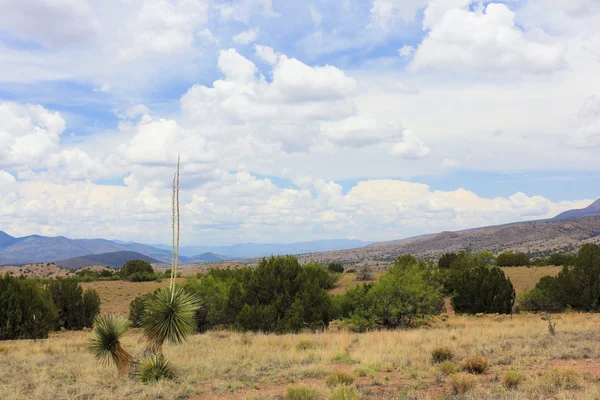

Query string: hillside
55 251 159 269
552 198 600 221
297 215 600 265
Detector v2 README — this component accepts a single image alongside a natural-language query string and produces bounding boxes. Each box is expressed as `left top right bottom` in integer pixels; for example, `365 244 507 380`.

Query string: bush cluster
521 244 600 312
0 274 100 340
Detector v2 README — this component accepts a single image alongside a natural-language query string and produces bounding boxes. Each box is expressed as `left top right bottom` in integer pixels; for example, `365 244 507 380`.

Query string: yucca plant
88 314 133 375
136 354 176 383
142 285 201 350
141 156 200 353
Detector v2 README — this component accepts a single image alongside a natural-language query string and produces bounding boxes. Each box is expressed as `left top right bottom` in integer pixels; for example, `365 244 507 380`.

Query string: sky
0 0 599 246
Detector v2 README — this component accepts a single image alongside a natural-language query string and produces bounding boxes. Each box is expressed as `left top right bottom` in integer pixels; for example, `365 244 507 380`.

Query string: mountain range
0 231 369 267
1 198 599 268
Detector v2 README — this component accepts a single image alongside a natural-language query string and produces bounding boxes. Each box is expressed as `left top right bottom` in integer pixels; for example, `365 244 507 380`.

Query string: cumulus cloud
411 2 565 73
233 28 259 44
389 130 430 159
0 102 65 169
0 0 99 47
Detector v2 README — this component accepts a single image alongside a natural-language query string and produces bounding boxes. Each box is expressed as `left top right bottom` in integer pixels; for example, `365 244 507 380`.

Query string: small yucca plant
88 314 133 375
136 354 176 383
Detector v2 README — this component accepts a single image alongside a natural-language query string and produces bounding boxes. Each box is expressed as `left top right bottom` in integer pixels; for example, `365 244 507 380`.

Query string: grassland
2 313 600 399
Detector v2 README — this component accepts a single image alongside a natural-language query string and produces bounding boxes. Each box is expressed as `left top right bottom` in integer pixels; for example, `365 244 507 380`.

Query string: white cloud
217 0 280 22
233 28 259 44
412 2 565 73
389 130 430 159
370 0 428 28
0 102 65 169
255 44 280 64
0 0 99 47
310 8 322 26
398 45 415 57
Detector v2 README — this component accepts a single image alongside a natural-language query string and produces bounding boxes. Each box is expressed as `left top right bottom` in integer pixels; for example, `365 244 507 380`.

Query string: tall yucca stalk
142 155 200 352
88 314 133 375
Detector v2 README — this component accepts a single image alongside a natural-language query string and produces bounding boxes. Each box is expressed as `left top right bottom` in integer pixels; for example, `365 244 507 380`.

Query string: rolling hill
55 251 159 270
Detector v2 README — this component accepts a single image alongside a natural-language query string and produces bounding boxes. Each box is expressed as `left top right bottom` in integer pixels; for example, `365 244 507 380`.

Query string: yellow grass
2 314 600 399
81 278 185 314
501 266 561 296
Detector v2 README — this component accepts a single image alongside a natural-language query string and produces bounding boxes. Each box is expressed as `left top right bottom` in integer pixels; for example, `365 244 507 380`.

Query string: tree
451 266 515 314
129 292 154 328
438 253 458 269
327 263 345 273
0 274 58 340
496 251 530 267
120 260 154 280
82 289 101 328
356 265 374 281
47 278 85 330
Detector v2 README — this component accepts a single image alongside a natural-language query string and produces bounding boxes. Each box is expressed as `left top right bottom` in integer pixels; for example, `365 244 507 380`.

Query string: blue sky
0 0 599 245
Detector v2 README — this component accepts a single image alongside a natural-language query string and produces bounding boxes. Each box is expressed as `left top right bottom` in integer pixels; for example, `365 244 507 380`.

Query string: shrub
120 259 154 279
461 355 490 374
451 373 476 395
82 289 101 328
325 371 355 387
328 263 345 273
496 251 530 267
0 273 58 340
431 346 454 363
136 354 176 383
439 360 459 376
503 370 525 389
451 266 515 314
47 278 85 330
285 385 321 400
545 369 579 389
128 292 153 328
356 266 373 281
332 386 360 400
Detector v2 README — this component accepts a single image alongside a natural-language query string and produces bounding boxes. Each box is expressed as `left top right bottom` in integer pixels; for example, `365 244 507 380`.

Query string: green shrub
120 259 154 279
136 354 176 383
439 360 459 376
0 274 58 340
332 386 360 400
82 289 101 327
431 346 454 363
328 263 345 273
503 370 525 389
451 373 475 395
451 266 515 314
461 355 490 374
128 292 153 328
285 385 321 400
325 371 355 387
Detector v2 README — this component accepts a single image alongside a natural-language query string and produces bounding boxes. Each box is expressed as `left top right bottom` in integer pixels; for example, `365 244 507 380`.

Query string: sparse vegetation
325 371 354 387
503 370 525 389
431 346 454 363
136 354 176 383
439 360 459 375
451 373 476 394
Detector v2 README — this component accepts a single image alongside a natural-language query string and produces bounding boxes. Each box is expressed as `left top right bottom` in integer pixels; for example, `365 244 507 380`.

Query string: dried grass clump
325 371 355 387
451 373 476 395
461 355 490 374
332 386 360 400
285 385 323 400
439 360 459 376
545 369 579 390
502 370 525 389
431 346 454 363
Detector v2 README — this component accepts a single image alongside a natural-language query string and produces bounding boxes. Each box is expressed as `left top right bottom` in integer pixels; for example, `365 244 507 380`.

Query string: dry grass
80 278 185 314
328 272 385 295
2 313 600 399
501 266 560 296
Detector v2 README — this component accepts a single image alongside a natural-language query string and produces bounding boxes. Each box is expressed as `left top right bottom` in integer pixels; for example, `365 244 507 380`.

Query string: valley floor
2 313 600 399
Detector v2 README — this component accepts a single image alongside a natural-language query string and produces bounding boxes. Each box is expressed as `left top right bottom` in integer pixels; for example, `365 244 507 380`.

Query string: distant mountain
552 198 600 221
0 232 173 265
0 230 367 265
187 252 230 263
297 215 600 265
56 251 159 270
150 239 371 258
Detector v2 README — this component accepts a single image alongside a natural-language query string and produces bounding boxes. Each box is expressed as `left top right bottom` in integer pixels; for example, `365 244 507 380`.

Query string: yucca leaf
136 354 176 383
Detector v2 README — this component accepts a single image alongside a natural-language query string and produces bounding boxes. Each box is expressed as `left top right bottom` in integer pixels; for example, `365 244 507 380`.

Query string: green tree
0 274 58 340
496 251 530 267
82 289 101 328
451 266 515 314
128 292 153 328
47 278 85 330
120 259 154 280
328 263 345 273
438 253 458 269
